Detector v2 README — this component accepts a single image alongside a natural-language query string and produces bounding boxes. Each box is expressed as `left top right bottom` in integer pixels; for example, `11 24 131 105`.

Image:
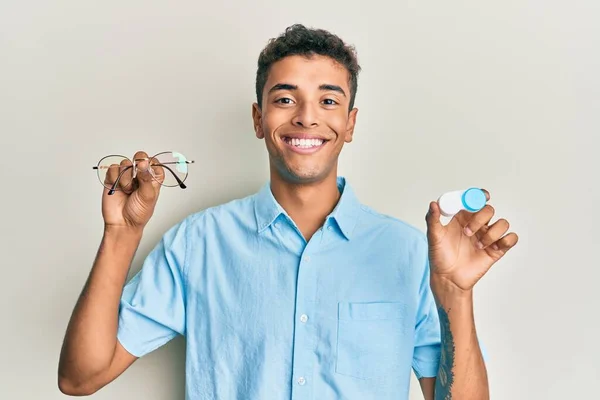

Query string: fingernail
464 226 473 236
477 241 484 249
492 244 499 250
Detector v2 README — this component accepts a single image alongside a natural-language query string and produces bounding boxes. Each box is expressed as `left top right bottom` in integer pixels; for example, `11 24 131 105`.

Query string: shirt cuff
116 309 177 358
412 344 441 379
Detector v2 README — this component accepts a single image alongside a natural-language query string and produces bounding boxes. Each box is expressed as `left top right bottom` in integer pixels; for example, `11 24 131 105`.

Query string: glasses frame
93 151 195 195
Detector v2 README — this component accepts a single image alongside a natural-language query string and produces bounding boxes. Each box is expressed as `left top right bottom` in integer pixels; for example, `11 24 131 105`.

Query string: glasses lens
96 155 134 191
149 151 189 187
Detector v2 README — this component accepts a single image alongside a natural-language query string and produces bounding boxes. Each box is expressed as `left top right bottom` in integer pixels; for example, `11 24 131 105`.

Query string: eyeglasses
93 151 195 195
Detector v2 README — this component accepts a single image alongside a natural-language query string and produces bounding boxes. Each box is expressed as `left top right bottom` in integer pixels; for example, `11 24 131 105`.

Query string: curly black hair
255 24 361 110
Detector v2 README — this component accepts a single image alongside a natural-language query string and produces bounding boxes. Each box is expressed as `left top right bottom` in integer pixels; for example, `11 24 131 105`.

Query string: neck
270 171 341 241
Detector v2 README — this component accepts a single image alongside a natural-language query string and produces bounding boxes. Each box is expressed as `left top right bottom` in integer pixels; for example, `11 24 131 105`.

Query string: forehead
265 54 350 91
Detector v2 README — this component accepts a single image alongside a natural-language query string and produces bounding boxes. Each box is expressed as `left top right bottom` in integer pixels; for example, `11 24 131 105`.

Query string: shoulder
154 192 257 264
178 190 258 234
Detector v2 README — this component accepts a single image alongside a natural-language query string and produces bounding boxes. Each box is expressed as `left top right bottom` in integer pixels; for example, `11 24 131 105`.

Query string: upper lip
280 133 329 141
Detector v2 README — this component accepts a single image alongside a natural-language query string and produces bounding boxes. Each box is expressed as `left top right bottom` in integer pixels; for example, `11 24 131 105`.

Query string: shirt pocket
335 301 410 380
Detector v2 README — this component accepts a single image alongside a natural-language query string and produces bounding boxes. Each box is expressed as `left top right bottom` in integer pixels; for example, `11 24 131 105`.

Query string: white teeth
288 138 324 148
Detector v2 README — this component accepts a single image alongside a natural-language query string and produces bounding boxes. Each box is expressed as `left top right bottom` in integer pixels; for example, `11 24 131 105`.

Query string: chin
280 164 332 184
269 150 336 184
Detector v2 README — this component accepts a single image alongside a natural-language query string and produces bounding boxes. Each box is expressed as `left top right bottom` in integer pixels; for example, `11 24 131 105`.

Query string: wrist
104 223 144 235
103 224 144 240
99 225 143 273
430 274 473 305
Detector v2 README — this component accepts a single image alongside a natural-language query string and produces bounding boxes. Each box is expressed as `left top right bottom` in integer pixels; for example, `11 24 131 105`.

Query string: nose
291 103 319 128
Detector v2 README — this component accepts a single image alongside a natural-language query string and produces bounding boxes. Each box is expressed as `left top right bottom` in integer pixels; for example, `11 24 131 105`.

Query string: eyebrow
319 84 346 97
268 83 346 97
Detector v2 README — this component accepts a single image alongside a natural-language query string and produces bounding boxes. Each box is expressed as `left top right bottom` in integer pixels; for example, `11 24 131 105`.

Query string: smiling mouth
282 137 328 149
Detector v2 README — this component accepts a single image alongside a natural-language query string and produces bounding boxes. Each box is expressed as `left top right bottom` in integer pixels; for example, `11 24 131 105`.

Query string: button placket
291 241 319 399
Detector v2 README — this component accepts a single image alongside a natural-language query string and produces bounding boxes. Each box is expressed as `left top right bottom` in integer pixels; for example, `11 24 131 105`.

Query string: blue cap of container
461 188 487 212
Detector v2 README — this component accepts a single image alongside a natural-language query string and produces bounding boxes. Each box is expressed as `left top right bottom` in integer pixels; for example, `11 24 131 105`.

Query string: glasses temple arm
151 162 187 188
108 165 133 195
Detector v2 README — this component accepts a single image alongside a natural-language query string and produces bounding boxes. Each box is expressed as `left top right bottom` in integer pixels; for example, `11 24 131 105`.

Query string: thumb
136 161 159 203
425 200 444 240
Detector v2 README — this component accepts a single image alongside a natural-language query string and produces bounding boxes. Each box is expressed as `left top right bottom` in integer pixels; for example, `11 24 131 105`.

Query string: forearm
431 277 488 400
58 227 142 385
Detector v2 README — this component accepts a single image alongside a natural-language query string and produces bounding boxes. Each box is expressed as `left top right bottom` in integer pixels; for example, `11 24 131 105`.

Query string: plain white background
1 1 598 399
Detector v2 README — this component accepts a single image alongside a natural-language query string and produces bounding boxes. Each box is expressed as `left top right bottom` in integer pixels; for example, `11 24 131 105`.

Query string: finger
451 188 491 228
132 151 150 184
104 163 120 186
490 232 519 253
132 151 150 170
462 204 495 237
118 159 134 194
477 218 509 249
149 156 165 185
426 201 444 240
133 151 159 202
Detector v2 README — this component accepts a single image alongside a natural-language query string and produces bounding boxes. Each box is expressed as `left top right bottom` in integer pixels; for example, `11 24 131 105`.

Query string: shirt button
300 314 308 323
327 226 333 231
304 256 311 262
297 376 306 385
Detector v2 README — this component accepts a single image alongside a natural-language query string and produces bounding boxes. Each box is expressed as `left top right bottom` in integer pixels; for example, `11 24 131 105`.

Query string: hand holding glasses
93 151 195 195
93 150 195 231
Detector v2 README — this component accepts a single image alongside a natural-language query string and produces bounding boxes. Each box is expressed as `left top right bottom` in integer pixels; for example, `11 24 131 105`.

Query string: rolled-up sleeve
412 240 441 379
117 218 188 357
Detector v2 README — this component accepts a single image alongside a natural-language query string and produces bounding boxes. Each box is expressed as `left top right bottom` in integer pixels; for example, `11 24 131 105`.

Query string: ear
252 103 264 139
344 107 358 143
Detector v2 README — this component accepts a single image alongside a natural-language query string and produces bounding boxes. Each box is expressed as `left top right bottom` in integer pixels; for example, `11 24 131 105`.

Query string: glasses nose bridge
132 157 151 178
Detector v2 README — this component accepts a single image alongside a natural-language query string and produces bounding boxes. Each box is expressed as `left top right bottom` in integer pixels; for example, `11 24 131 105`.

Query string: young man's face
252 54 358 184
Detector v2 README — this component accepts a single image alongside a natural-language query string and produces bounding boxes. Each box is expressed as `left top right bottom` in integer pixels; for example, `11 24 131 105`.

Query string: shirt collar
254 176 361 240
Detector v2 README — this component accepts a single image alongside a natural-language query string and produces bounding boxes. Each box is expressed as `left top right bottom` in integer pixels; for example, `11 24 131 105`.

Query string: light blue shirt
117 177 442 399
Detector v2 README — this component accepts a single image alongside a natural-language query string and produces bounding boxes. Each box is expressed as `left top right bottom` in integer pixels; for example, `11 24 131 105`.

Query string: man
58 24 518 399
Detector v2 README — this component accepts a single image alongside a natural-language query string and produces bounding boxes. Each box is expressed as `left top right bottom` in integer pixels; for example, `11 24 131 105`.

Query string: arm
423 191 519 400
59 150 165 394
58 227 141 395
419 377 435 400
417 280 488 400
430 277 488 400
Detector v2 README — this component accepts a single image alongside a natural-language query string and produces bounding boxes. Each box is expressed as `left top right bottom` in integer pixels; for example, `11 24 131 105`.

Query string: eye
322 98 338 106
275 97 294 105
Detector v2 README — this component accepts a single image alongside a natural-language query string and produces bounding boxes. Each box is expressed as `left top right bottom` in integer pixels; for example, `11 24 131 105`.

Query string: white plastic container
437 187 487 217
